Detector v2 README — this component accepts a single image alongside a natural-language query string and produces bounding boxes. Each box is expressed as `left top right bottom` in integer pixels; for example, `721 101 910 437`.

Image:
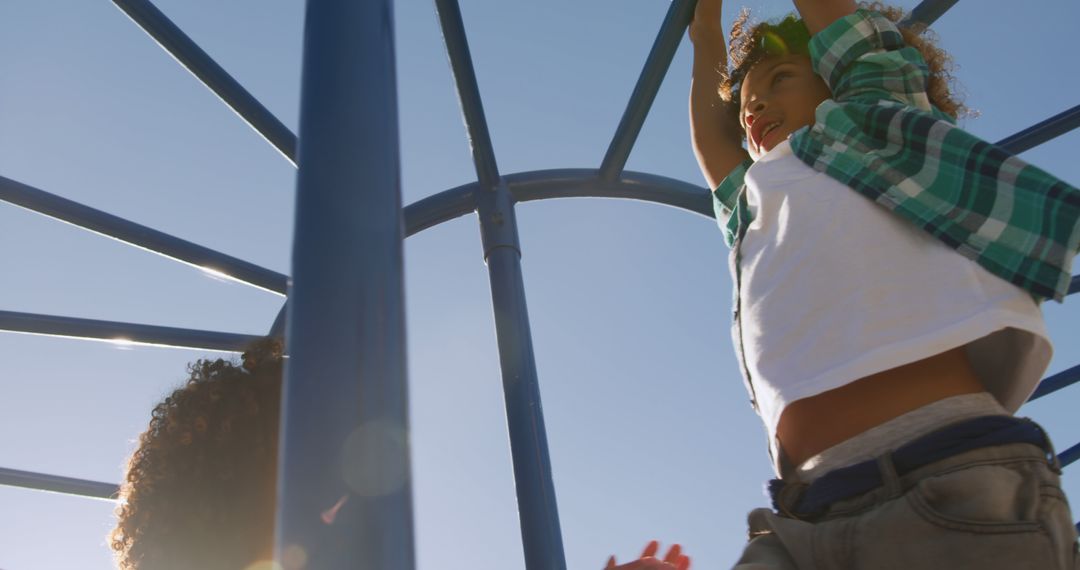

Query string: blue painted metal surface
996 104 1080 155
276 1 414 569
0 175 288 295
1030 364 1080 402
111 0 298 164
0 466 118 500
434 0 566 568
903 0 960 26
0 310 259 353
1059 442 1080 469
600 0 695 181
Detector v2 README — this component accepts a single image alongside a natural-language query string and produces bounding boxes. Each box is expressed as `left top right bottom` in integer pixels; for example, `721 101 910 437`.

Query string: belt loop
876 453 902 499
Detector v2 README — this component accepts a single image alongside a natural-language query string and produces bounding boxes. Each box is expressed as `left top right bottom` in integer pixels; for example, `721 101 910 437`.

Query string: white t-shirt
733 140 1052 466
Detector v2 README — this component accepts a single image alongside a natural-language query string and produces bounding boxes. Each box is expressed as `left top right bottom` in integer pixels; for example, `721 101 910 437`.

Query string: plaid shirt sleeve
713 159 753 247
789 10 1080 302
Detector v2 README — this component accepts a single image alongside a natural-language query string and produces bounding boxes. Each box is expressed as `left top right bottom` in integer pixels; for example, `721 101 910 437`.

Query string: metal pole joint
477 179 521 261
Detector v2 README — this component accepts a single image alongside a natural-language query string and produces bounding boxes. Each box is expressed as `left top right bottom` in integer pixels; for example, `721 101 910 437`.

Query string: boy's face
739 54 832 159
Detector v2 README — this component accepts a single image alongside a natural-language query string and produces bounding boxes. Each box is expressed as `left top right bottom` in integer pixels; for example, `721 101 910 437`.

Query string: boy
614 1 1080 568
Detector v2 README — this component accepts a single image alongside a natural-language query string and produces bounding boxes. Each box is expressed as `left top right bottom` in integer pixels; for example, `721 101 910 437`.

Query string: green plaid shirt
713 10 1080 302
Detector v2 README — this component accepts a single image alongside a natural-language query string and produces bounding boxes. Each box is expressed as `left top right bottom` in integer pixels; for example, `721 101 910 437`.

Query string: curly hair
110 338 284 570
719 2 967 133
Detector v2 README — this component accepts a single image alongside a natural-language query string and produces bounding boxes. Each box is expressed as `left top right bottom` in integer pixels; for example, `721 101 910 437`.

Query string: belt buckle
775 480 809 520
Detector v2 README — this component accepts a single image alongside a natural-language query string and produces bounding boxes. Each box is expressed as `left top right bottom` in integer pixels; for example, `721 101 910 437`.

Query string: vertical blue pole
276 1 414 569
433 1 567 568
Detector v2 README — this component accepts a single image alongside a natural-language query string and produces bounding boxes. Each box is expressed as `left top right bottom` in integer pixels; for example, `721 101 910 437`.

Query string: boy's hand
689 0 723 45
605 540 691 570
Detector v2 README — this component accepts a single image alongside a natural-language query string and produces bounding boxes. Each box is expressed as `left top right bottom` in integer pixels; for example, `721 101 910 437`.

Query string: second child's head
719 2 965 160
110 339 284 570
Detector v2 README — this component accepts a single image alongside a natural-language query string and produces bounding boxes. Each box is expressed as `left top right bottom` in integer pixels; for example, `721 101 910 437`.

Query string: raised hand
605 540 691 570
689 0 724 45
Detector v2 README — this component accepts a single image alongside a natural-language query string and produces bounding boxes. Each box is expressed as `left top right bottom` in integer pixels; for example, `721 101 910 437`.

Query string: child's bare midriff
776 346 986 467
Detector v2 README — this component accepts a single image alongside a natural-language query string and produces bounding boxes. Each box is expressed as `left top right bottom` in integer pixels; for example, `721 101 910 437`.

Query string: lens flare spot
282 544 309 570
761 30 789 56
341 420 408 497
243 560 282 570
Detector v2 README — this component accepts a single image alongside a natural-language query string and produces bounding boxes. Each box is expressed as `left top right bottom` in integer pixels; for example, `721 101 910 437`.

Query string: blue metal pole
276 0 413 569
903 0 959 27
1028 364 1080 402
433 1 566 568
996 104 1080 155
0 310 259 352
599 0 696 182
1059 441 1080 468
111 0 298 164
0 466 118 500
0 175 288 295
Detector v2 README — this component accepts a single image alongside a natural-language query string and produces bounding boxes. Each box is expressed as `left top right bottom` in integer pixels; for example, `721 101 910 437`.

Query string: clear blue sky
2 1 1079 569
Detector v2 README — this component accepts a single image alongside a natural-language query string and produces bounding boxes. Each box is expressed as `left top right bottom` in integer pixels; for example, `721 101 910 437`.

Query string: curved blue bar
403 182 478 236
112 0 298 164
509 169 713 218
0 466 118 501
0 310 259 353
0 175 288 295
996 104 1080 155
599 0 695 181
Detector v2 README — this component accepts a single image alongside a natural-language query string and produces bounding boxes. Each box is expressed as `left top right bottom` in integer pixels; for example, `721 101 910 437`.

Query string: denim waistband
768 415 1056 520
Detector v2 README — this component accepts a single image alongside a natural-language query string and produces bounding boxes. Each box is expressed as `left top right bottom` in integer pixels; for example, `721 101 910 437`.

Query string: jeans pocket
906 463 1046 533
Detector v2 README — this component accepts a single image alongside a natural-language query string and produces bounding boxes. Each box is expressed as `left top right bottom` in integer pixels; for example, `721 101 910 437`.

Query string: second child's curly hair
719 2 967 130
110 338 284 570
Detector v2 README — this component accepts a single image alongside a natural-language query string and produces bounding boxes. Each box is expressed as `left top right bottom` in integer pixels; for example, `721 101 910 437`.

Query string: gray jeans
734 442 1079 569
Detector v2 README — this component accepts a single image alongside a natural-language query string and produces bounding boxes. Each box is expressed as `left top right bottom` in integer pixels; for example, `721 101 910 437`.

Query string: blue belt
768 415 1056 519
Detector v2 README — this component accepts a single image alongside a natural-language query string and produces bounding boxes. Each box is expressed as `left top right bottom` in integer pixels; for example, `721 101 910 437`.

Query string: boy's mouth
752 119 782 152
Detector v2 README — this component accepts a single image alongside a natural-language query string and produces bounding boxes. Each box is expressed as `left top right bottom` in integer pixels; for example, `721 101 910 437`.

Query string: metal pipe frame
275 1 414 569
903 0 960 27
996 105 1080 155
13 0 1080 550
0 467 118 500
0 175 287 295
0 310 259 353
1029 364 1080 402
600 0 695 181
111 0 298 164
434 0 566 568
1060 442 1080 469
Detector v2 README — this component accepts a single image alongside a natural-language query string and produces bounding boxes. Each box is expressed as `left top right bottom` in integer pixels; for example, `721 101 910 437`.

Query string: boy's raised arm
790 0 856 35
689 0 749 190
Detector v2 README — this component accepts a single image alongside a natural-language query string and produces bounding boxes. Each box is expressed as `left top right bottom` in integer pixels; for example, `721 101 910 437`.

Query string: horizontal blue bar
0 175 287 295
0 466 118 500
996 104 1080 155
112 0 298 164
0 310 259 353
599 0 695 181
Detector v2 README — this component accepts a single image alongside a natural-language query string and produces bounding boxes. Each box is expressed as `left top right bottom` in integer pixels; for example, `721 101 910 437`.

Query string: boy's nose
745 99 767 126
